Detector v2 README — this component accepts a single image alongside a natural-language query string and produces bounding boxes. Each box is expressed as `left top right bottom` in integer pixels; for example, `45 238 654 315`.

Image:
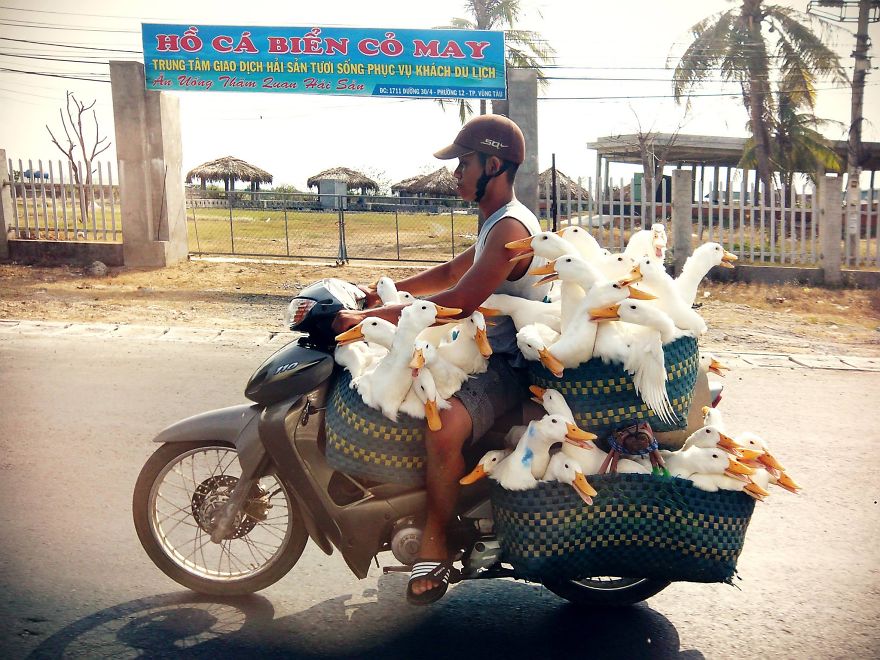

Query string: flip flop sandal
406 559 453 606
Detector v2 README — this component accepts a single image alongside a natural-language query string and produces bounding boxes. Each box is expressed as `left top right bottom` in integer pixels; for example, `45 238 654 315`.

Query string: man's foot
406 559 453 605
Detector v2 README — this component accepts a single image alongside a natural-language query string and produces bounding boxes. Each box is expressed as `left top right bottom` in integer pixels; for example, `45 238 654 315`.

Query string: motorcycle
133 279 722 606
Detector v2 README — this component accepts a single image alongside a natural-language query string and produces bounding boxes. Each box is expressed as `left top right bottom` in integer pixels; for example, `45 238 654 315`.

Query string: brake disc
191 475 270 539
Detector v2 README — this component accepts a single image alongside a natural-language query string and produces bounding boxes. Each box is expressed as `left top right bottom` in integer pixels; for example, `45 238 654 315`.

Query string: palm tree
439 0 555 122
671 0 847 195
740 91 843 197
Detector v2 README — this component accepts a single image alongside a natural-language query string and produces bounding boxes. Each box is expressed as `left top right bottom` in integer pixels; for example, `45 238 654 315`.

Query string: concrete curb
1 319 878 371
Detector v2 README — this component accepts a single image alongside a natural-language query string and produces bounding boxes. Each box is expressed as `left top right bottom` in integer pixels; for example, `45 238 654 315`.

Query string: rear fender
152 403 267 476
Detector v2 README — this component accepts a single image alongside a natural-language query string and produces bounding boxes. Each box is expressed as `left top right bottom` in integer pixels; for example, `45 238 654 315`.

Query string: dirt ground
1 257 879 356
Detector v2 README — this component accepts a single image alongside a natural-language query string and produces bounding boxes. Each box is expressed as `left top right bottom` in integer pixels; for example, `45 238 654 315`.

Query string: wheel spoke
148 444 295 582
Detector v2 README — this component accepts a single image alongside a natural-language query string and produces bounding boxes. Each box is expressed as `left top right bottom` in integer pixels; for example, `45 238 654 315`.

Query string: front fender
152 403 266 475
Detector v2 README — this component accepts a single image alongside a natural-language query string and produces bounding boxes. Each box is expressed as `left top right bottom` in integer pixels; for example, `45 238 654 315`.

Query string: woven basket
491 473 755 584
324 370 426 486
527 336 700 438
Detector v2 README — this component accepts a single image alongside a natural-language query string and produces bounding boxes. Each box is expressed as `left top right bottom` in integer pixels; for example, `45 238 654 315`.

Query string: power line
0 37 140 53
0 19 139 33
539 82 877 101
0 67 109 82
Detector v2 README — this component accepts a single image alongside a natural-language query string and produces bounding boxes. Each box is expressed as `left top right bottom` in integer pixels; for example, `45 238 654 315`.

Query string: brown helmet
434 114 525 165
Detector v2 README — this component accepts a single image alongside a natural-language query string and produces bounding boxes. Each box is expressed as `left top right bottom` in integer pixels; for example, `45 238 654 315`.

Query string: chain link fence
186 190 480 263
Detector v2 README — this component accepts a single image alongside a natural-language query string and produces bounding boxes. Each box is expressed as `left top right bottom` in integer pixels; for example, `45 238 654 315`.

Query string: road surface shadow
25 576 705 659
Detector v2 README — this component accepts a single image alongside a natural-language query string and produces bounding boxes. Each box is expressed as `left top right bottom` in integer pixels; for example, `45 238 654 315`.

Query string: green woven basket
491 473 755 584
324 370 427 486
527 335 700 438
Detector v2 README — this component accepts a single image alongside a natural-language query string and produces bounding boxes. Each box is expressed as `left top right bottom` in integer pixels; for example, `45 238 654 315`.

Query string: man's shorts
454 354 529 442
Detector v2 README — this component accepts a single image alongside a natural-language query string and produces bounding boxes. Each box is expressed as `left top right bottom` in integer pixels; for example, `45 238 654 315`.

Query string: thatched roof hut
186 156 273 191
408 167 457 196
538 168 591 201
392 168 457 197
307 167 379 194
390 175 422 194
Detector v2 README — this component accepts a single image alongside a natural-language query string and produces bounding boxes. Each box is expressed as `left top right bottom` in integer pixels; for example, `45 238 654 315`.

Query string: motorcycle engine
390 518 423 565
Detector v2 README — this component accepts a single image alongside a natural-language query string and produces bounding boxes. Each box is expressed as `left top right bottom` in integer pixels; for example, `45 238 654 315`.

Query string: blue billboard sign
141 24 507 99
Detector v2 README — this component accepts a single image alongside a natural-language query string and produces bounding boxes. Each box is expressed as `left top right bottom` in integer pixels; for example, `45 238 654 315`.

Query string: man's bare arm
393 246 475 297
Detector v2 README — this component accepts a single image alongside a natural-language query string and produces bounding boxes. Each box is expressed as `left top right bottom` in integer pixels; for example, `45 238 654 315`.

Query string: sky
1 0 879 192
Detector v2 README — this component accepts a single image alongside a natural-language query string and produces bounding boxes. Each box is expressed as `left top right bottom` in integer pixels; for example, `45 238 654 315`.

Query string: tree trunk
742 0 773 199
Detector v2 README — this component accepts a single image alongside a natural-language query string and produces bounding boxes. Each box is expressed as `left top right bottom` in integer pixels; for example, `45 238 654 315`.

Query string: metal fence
186 190 481 263
542 173 879 269
6 157 119 242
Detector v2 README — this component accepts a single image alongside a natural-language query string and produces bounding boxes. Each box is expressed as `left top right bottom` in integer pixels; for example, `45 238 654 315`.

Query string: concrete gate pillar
110 61 188 267
507 69 539 217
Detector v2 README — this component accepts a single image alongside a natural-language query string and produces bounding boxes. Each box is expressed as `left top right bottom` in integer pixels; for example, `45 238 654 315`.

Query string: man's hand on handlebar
332 309 366 335
357 284 382 309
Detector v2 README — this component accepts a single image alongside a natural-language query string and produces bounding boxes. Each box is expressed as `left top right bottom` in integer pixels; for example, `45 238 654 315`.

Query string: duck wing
629 335 678 426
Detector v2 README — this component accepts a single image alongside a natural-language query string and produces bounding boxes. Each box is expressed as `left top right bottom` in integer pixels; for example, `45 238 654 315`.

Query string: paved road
0 328 878 659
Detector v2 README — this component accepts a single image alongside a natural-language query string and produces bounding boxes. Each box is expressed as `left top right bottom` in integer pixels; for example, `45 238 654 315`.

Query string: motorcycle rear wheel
543 576 670 607
133 441 308 596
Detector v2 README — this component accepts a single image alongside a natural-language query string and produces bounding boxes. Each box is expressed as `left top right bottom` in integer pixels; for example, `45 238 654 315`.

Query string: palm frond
768 7 849 85
672 10 737 101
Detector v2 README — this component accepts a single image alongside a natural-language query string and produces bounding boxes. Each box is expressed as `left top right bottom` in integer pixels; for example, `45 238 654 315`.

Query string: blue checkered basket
491 473 755 584
324 370 426 486
527 336 700 439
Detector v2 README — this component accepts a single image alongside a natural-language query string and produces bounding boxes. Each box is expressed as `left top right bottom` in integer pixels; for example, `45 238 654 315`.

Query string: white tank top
474 199 550 361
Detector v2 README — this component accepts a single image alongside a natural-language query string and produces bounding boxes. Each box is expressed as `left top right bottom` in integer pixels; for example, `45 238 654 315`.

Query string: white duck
459 449 512 485
624 223 667 261
701 405 727 433
625 256 707 337
699 352 731 377
542 280 638 374
485 415 598 489
516 323 560 365
398 362 451 431
409 339 470 400
528 385 575 422
675 242 738 306
542 452 599 505
730 431 801 494
333 317 397 379
663 446 759 496
482 293 562 333
591 299 685 425
506 232 587 328
436 309 493 375
530 253 606 332
353 301 460 421
597 252 638 281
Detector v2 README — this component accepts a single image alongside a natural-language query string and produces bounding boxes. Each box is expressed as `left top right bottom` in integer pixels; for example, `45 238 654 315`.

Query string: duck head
533 414 597 450
685 425 742 456
651 223 668 258
538 347 566 378
467 310 493 357
400 301 462 333
506 231 575 263
459 449 510 484
375 276 399 305
543 452 598 505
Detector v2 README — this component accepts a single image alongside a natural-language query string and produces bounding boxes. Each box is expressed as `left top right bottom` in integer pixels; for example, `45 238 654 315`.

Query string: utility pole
807 0 879 264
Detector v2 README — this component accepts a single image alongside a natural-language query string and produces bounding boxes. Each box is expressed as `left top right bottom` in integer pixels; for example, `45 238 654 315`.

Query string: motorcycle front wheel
133 441 308 596
543 576 670 607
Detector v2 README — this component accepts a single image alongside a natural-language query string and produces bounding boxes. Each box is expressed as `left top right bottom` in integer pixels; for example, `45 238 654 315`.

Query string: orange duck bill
590 304 620 321
572 471 598 506
724 457 756 482
475 326 493 358
334 323 366 345
716 432 742 456
626 286 657 301
430 304 464 324
743 481 770 500
529 385 546 405
775 471 802 494
720 250 738 268
538 347 565 378
505 236 535 263
424 400 442 432
709 357 731 376
459 463 488 485
617 265 643 287
565 422 597 449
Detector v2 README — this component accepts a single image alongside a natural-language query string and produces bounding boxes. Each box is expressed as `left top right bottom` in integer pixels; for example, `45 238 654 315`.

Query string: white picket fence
6 157 120 242
543 172 880 269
